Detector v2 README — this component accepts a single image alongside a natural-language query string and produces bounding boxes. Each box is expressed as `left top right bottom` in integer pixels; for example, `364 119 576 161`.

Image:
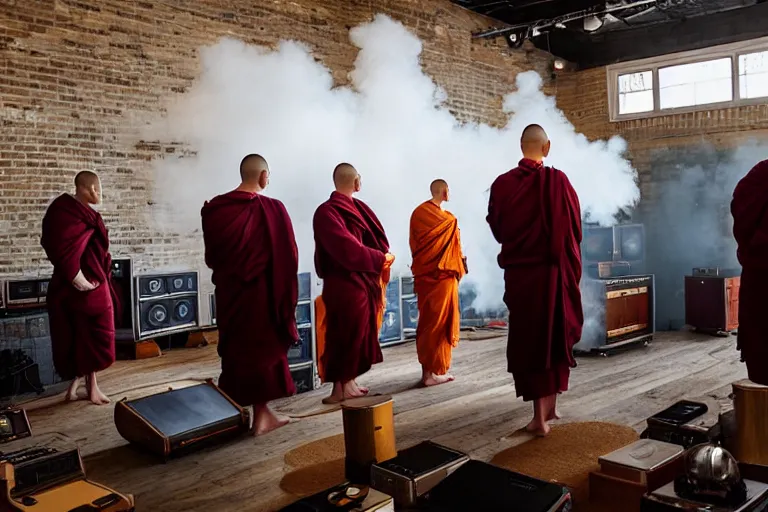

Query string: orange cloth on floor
409 201 466 375
314 256 392 383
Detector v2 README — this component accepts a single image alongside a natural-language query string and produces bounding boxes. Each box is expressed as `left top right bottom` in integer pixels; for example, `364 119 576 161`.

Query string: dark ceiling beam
536 1 768 68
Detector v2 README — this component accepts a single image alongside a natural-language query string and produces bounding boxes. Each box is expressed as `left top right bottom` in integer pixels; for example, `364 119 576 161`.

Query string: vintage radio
0 409 31 445
685 269 740 334
0 446 134 511
641 478 768 511
371 441 469 507
576 274 655 354
590 439 685 512
1 278 50 311
586 261 633 279
114 380 249 459
379 279 403 347
425 459 572 511
280 483 394 511
641 399 722 448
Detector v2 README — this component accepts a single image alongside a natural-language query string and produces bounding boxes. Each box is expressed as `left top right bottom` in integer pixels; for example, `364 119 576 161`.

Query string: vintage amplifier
590 439 684 512
685 269 740 334
370 441 469 507
640 399 722 448
0 446 134 511
577 274 655 354
586 261 633 279
280 483 394 511
641 478 768 511
2 278 50 311
0 409 31 445
424 459 571 511
114 380 249 459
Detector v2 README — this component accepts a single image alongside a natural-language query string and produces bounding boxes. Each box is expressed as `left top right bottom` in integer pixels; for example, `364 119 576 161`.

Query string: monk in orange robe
487 125 583 436
202 154 299 435
314 163 394 403
409 179 467 387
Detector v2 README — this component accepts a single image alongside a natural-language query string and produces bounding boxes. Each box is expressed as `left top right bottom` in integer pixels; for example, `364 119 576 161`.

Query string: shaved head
520 124 551 161
74 171 102 205
240 154 269 184
429 179 450 205
333 163 361 195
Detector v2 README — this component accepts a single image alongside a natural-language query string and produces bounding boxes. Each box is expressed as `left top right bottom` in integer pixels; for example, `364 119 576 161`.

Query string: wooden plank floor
20 330 745 511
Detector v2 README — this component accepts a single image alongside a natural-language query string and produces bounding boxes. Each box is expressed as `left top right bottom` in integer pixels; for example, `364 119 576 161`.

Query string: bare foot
65 379 81 402
525 420 551 437
422 373 455 387
86 374 110 406
547 409 561 421
252 406 290 436
322 381 367 404
351 380 369 395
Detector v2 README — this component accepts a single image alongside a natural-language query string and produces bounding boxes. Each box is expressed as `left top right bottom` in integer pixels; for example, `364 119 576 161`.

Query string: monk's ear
259 170 269 189
543 140 551 157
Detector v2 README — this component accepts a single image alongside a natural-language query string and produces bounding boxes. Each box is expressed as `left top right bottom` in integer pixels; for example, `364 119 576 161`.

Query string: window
739 50 768 99
618 71 654 114
607 37 768 121
659 58 733 109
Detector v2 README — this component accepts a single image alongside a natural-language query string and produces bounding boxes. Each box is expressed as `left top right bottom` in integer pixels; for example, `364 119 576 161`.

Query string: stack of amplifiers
379 277 403 347
112 258 201 358
291 272 316 394
684 267 740 335
400 276 418 340
575 274 655 356
0 278 50 315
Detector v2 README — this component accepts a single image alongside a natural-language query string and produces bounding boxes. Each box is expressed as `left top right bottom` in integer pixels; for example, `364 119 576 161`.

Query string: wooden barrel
733 379 768 465
341 395 397 484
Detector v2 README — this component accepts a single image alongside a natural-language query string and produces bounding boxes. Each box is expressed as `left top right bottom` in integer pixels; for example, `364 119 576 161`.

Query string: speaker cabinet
380 278 402 346
685 270 740 334
400 277 417 337
111 258 135 342
209 292 216 325
290 272 314 367
135 272 199 340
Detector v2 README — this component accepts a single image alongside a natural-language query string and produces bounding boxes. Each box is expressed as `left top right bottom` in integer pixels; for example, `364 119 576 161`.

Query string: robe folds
41 194 118 380
731 159 768 386
202 190 299 407
486 158 583 401
314 191 390 383
409 201 466 375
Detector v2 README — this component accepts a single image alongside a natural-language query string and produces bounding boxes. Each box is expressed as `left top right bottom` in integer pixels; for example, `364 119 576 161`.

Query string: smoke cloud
142 14 639 310
638 142 763 330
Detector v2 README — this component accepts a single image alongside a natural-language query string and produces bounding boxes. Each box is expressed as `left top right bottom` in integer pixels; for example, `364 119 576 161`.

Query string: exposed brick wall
555 66 768 203
0 0 553 279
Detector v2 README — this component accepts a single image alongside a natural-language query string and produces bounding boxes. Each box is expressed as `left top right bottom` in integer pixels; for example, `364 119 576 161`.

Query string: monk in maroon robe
486 125 583 436
731 159 768 386
202 154 299 435
314 163 394 403
41 171 117 405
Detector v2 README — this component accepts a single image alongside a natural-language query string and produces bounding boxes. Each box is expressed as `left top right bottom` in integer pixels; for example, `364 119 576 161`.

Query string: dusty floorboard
18 330 745 511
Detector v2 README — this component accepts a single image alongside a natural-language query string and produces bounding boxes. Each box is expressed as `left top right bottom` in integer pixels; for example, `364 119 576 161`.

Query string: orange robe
409 201 466 375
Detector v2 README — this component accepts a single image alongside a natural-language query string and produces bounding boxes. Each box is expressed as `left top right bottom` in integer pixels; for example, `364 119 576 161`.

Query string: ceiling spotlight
555 22 566 29
532 27 541 37
554 59 566 71
583 15 604 32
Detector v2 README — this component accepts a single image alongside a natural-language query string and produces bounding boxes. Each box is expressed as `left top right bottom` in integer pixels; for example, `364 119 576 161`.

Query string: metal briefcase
370 441 469 507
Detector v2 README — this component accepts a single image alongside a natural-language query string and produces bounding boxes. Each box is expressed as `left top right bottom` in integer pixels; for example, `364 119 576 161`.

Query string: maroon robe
313 192 389 383
486 158 583 401
202 191 299 406
731 159 768 385
41 194 118 380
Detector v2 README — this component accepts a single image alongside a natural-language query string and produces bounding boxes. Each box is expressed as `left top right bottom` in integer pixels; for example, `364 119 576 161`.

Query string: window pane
618 71 653 114
739 51 768 99
659 58 733 109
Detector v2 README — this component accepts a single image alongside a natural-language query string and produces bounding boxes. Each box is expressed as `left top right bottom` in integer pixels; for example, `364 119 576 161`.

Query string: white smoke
142 14 639 310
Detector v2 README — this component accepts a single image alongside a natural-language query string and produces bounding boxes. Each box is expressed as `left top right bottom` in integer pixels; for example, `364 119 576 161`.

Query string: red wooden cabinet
684 275 740 333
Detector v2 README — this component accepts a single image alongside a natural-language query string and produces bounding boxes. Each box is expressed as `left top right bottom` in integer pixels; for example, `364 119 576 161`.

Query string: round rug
491 421 639 507
280 434 347 497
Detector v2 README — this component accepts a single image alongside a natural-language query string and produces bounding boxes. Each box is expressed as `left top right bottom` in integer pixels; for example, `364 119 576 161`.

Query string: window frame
607 36 768 122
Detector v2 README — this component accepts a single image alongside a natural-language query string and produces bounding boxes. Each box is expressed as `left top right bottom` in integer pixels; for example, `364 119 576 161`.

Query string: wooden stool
341 395 396 484
733 379 768 465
